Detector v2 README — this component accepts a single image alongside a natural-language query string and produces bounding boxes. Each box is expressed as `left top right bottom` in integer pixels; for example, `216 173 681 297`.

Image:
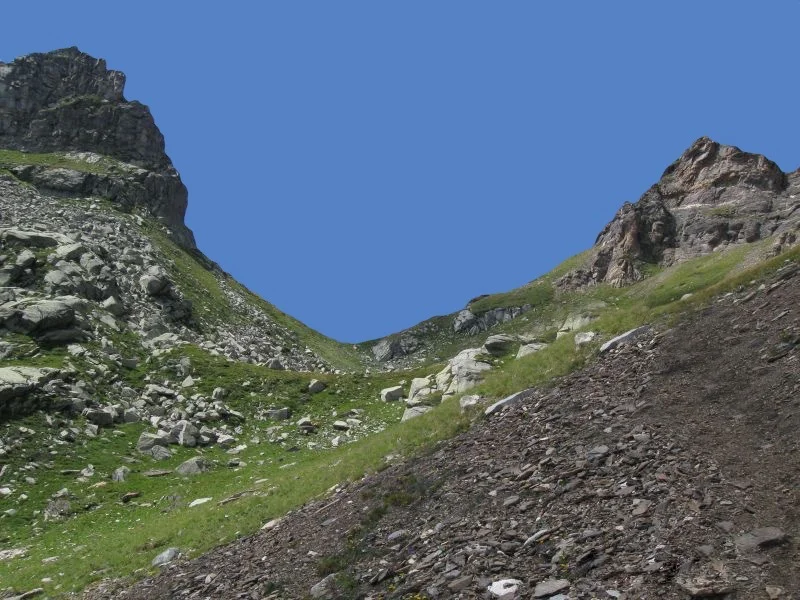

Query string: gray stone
266 407 291 421
112 466 130 482
0 228 72 247
483 334 516 355
152 547 180 567
574 331 597 346
175 456 208 476
55 242 88 261
459 394 483 413
407 376 434 403
735 527 788 553
533 579 570 598
0 299 77 334
436 347 492 397
516 342 547 359
401 405 432 422
83 408 113 427
380 385 404 402
15 249 36 268
332 420 350 431
101 295 126 317
310 573 338 599
484 391 525 416
308 379 326 394
266 358 284 370
149 445 172 460
136 431 168 452
599 326 651 353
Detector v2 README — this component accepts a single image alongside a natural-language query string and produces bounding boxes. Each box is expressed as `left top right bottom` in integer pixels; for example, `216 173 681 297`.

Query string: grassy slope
2 148 798 594
2 239 797 595
144 223 364 371
0 149 128 176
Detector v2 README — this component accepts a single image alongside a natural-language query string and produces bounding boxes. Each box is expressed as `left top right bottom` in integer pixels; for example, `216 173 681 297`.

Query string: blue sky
3 2 800 342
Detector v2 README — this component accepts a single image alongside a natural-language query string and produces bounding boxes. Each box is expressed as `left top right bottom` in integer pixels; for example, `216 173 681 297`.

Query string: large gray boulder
0 298 78 334
0 366 61 417
0 228 73 247
483 334 516 355
436 348 492 397
176 456 208 476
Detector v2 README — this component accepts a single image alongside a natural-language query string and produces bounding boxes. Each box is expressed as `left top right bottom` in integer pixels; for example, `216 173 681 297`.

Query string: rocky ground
81 263 799 599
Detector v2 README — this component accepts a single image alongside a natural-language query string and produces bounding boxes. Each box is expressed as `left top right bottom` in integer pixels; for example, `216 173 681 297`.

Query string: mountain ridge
0 48 798 599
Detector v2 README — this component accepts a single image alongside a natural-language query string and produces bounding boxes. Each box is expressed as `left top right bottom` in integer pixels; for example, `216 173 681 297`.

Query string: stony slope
87 260 800 600
366 138 800 370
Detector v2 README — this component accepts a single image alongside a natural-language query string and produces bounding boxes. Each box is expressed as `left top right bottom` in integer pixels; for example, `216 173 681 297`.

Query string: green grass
472 242 797 400
1 220 796 596
0 149 126 176
469 280 554 315
142 220 364 371
0 381 468 595
641 244 753 308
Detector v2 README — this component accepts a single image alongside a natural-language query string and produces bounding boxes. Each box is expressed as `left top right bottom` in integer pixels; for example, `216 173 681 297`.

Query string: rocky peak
658 136 786 202
0 48 194 248
558 137 800 288
0 47 166 170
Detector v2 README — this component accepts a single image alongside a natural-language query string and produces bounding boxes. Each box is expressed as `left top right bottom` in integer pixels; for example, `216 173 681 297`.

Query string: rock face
560 137 800 288
0 47 195 248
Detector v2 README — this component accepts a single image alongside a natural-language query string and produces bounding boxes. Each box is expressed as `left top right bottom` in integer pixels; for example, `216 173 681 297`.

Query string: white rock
488 578 523 599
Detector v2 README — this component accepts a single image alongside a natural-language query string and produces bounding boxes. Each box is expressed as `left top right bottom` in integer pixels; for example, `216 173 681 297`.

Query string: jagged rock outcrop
453 305 530 335
0 47 194 247
560 137 800 287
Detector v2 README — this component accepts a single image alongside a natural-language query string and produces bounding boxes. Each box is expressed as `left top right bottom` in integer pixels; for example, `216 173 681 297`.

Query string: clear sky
3 2 799 342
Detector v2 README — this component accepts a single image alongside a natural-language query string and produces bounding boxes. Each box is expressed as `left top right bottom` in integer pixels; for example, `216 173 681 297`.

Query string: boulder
308 379 326 394
175 456 208 476
436 348 492 397
83 408 114 427
111 466 131 482
459 394 483 413
101 295 126 316
599 326 650 353
407 376 434 404
136 431 169 453
266 358 284 370
0 228 73 247
483 334 516 355
401 405 432 422
152 547 180 567
453 309 477 333
266 407 291 421
574 331 597 346
0 299 77 334
380 385 404 402
516 342 547 359
484 391 525 417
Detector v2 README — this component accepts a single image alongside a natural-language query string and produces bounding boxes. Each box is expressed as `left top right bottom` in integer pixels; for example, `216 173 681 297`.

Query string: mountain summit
0 47 194 247
559 136 800 288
